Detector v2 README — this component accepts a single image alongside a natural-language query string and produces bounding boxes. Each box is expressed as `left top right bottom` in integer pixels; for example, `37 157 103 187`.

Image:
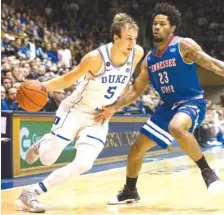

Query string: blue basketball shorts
140 99 206 149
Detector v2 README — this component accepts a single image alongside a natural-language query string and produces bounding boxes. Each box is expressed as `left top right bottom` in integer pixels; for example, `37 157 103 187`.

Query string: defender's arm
113 57 150 111
180 38 224 77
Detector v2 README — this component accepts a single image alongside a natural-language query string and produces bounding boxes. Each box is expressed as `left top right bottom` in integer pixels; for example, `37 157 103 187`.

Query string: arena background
1 0 224 183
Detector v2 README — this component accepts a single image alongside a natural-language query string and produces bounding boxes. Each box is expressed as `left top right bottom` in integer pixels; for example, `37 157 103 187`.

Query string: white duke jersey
60 43 136 113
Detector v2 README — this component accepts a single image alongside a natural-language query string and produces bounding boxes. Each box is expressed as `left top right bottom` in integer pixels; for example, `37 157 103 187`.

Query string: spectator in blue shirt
35 39 47 59
1 87 18 110
18 38 30 59
45 43 58 63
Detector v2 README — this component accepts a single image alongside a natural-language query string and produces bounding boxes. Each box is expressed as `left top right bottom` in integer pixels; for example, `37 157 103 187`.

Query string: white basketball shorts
50 106 109 150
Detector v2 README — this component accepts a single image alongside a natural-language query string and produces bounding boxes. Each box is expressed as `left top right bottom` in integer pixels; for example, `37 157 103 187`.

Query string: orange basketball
17 80 48 112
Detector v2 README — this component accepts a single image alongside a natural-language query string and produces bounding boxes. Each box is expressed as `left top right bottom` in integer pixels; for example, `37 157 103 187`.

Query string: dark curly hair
152 2 181 33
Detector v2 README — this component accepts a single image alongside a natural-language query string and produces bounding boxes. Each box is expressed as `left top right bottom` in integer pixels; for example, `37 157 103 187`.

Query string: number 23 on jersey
158 71 169 84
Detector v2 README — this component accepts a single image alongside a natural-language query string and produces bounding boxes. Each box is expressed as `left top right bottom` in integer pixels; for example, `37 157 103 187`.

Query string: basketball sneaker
202 168 223 194
15 189 45 213
26 141 41 164
107 185 140 205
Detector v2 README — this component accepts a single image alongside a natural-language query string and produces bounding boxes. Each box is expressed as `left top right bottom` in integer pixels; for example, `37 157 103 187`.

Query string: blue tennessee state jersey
146 36 204 104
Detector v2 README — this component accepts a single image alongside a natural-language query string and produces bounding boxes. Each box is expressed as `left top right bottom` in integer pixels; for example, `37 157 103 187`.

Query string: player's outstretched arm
180 38 224 77
42 50 102 91
114 59 149 111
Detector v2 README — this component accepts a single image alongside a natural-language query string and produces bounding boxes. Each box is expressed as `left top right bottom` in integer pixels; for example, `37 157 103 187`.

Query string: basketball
16 80 48 112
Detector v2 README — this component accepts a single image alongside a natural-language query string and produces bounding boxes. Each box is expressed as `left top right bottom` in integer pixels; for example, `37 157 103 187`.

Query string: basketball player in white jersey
15 13 144 213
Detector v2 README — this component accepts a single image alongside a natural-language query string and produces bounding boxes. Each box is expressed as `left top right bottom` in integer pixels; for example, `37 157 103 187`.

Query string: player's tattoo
180 38 224 77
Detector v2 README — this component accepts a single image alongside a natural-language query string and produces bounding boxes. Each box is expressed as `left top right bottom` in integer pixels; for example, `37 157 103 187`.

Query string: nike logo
106 69 112 71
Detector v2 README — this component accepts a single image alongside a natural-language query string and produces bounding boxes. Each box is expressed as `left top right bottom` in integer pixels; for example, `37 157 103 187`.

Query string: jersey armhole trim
130 48 135 76
90 48 105 77
145 51 151 68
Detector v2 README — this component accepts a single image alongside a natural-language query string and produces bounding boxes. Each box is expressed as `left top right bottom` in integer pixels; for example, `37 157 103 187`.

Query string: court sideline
1 146 224 215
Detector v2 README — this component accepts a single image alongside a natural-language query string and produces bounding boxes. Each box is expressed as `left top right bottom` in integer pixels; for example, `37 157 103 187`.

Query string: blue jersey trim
130 48 135 77
39 182 47 192
92 48 106 77
106 45 130 68
87 135 104 145
50 131 71 142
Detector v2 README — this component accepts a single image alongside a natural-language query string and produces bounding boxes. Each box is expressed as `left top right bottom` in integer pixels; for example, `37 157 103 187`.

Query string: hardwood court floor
2 147 224 215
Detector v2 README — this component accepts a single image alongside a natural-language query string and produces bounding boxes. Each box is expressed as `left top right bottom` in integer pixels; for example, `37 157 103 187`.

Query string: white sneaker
208 180 223 195
15 189 45 213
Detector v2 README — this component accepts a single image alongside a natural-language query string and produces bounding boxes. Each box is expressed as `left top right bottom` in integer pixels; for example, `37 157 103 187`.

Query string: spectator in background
141 94 155 115
140 86 160 115
2 77 13 91
4 70 14 79
43 89 65 112
57 43 72 68
45 43 58 63
1 87 18 110
1 86 6 100
51 42 58 56
18 38 31 59
13 19 22 34
136 98 146 115
20 12 29 25
1 0 223 117
12 38 22 53
216 123 224 144
28 38 37 60
35 39 47 59
203 107 222 146
1 34 17 57
17 24 27 39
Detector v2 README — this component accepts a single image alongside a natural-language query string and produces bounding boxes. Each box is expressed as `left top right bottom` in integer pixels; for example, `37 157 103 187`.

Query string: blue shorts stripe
140 127 169 149
50 131 71 142
87 135 104 145
146 122 173 142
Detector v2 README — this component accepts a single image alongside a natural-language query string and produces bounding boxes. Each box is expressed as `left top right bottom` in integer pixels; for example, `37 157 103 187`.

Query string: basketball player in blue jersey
96 3 224 204
15 14 144 212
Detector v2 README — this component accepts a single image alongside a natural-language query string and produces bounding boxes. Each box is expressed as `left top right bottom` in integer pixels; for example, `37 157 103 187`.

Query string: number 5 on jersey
104 86 117 99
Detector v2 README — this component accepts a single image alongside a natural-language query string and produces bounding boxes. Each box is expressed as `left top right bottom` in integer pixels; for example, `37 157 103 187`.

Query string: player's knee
168 122 184 139
39 145 58 166
39 134 68 166
40 152 57 166
129 143 144 159
75 161 93 174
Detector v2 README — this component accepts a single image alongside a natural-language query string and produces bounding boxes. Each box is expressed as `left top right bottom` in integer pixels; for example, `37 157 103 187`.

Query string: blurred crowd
1 0 224 144
195 100 224 146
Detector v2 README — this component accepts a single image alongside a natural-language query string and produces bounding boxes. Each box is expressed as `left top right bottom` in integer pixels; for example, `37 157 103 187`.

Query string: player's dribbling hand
95 105 117 124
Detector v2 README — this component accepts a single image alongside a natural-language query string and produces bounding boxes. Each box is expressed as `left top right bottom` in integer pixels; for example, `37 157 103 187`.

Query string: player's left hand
95 105 116 124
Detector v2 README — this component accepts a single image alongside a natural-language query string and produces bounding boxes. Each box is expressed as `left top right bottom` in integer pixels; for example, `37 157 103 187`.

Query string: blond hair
110 13 139 43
